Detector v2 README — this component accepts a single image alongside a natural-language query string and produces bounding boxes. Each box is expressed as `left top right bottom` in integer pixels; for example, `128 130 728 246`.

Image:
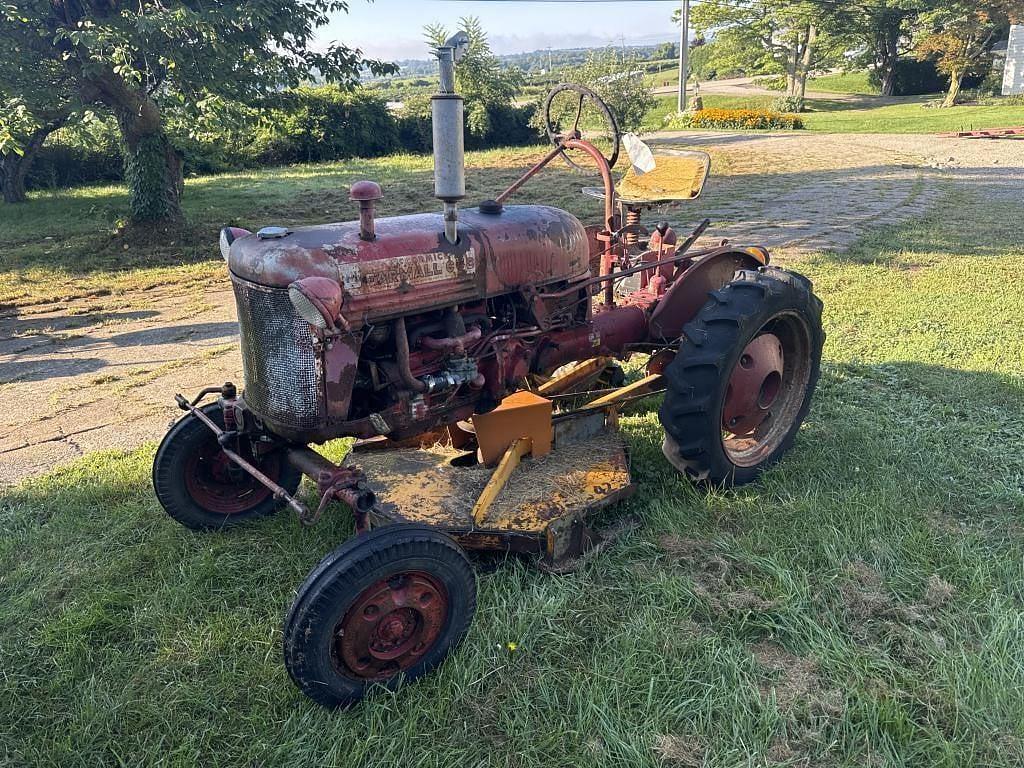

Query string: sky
320 0 681 62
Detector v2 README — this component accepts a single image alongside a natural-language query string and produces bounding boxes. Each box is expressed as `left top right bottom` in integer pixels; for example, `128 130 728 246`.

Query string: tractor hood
227 204 590 324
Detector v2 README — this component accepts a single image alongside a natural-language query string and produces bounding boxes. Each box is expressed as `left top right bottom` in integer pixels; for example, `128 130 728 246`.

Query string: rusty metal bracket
284 447 378 530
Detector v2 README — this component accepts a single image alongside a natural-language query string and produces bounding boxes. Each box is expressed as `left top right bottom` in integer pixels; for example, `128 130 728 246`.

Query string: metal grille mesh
232 278 324 430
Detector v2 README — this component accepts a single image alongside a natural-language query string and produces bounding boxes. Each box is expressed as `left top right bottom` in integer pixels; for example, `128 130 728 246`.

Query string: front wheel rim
721 312 813 468
182 432 278 514
334 571 450 680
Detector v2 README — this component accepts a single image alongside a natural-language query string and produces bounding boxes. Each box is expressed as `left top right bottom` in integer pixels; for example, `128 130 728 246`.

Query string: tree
1 1 392 228
0 42 79 203
862 2 932 96
560 47 654 132
0 99 69 203
915 1 1019 106
682 0 847 104
424 16 525 138
653 41 678 61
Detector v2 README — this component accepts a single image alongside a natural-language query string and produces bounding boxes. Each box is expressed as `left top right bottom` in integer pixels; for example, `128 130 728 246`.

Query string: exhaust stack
432 33 469 244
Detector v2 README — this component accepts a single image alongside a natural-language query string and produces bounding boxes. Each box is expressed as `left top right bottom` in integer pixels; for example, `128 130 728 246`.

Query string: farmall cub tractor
154 35 824 708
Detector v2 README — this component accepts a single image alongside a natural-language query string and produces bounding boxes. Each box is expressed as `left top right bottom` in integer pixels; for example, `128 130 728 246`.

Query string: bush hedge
665 108 804 131
869 58 985 96
23 86 542 191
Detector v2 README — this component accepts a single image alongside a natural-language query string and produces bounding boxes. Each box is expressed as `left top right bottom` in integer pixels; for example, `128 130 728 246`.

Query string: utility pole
677 0 689 113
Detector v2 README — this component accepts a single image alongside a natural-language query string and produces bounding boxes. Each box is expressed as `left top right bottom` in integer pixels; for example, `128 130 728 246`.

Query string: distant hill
369 42 675 79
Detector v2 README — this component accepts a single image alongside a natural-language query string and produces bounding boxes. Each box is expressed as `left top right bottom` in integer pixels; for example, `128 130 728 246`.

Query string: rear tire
283 524 477 709
659 267 824 486
153 403 301 530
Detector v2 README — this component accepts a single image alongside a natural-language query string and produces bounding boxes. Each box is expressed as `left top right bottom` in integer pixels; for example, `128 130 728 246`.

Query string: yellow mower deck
355 363 664 567
358 420 633 563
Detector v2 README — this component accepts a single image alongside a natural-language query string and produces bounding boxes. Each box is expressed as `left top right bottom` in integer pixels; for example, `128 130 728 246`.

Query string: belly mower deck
355 407 636 568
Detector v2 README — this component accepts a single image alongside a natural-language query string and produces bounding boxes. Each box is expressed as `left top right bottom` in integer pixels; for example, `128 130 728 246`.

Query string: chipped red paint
334 571 449 679
228 205 589 327
647 250 765 342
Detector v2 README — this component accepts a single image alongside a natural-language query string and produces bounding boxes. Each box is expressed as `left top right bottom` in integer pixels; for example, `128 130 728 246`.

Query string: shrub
26 142 123 190
665 108 804 131
770 96 806 113
250 86 400 165
396 96 540 154
21 85 543 192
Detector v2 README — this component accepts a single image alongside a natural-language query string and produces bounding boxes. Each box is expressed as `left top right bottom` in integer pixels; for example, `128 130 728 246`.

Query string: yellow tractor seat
583 148 712 207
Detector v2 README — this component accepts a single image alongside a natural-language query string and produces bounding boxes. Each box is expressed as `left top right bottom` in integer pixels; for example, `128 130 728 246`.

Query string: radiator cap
257 226 291 240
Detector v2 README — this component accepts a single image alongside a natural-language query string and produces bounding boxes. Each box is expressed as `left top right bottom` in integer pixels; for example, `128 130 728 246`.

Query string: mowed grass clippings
2 177 1024 765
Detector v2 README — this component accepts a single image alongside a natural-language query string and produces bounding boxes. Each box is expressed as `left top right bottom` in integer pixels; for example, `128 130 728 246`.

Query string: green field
2 141 1024 766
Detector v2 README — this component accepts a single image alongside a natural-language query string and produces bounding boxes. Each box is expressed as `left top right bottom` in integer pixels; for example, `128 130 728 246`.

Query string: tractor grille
232 277 325 430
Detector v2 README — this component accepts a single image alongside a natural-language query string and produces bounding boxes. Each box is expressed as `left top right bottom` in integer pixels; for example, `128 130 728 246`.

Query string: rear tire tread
659 268 824 487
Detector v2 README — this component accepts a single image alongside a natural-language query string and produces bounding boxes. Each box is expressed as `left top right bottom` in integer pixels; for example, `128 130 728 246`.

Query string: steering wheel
543 83 621 173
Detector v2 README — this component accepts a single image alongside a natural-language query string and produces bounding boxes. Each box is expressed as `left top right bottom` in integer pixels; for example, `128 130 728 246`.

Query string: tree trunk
0 153 29 204
876 16 902 97
0 117 66 204
797 25 817 104
943 69 964 107
120 120 184 227
786 40 800 97
879 66 897 97
90 71 183 227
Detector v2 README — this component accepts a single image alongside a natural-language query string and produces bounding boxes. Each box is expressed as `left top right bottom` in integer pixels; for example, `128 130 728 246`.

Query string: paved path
3 133 1022 485
650 75 913 106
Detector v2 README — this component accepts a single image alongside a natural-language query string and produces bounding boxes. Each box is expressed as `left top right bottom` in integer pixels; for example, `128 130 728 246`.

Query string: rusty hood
228 204 589 325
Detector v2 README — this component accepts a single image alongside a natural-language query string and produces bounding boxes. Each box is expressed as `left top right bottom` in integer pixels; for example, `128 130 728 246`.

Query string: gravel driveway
2 132 1021 485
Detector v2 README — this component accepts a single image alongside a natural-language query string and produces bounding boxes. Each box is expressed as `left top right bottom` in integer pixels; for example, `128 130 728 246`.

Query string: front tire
659 267 824 486
153 403 301 530
283 524 477 709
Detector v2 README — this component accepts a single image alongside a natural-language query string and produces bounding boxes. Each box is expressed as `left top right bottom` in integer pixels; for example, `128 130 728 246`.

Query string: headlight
288 277 343 331
219 227 251 262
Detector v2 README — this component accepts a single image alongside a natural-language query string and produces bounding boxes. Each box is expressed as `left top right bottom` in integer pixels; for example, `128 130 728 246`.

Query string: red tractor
154 35 824 708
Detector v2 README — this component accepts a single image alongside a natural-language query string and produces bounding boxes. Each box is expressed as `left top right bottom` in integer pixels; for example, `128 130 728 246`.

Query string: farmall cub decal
339 249 477 295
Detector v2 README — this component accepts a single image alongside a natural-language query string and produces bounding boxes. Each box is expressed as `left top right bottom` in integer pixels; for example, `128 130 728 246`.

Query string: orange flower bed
667 108 804 131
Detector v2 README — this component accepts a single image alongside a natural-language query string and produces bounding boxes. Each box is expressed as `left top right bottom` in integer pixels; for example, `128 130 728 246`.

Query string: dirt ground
2 132 1022 485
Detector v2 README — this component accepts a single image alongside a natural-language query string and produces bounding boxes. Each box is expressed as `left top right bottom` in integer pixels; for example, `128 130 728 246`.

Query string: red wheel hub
183 433 277 514
335 571 449 680
723 333 784 436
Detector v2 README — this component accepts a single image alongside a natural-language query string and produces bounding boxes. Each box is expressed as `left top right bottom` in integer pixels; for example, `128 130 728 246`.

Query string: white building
1004 24 1024 96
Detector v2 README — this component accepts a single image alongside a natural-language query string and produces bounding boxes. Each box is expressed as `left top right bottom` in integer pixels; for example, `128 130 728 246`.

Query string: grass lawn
643 92 1024 135
2 146 1024 765
802 99 1024 133
807 72 881 96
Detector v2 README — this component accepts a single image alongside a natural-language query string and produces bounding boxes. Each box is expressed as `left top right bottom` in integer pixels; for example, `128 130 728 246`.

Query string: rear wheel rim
334 571 450 680
183 431 278 514
721 312 812 468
